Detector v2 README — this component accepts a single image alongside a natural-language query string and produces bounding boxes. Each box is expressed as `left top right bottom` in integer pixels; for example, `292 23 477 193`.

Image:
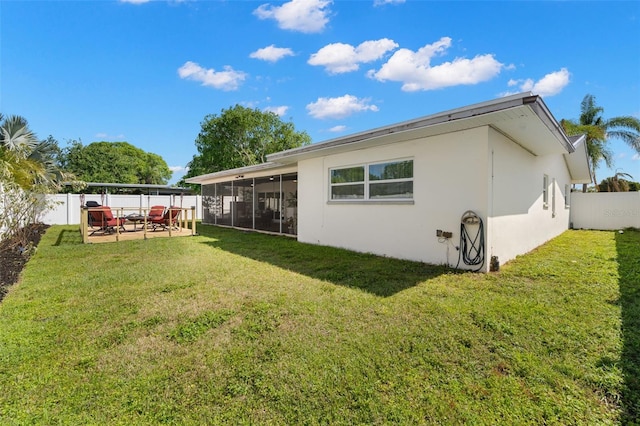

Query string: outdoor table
125 214 149 232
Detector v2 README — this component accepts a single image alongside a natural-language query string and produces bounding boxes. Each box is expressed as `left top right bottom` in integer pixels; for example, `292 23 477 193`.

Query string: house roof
267 92 573 164
564 135 593 184
187 92 589 185
185 162 297 185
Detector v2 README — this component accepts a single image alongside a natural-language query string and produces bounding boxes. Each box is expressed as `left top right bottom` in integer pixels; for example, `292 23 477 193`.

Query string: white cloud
506 68 571 97
373 0 405 6
169 165 187 173
119 0 150 4
177 61 247 91
368 36 503 92
250 45 295 62
329 125 347 132
254 0 332 33
309 38 398 74
531 68 571 97
264 105 289 116
306 94 378 119
632 153 640 161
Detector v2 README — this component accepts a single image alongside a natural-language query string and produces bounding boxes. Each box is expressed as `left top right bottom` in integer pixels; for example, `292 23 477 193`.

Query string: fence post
191 206 197 236
67 193 71 225
81 207 88 244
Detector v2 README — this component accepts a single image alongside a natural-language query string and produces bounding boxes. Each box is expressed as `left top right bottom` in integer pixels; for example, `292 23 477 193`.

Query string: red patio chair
150 206 181 231
88 206 126 235
148 205 165 220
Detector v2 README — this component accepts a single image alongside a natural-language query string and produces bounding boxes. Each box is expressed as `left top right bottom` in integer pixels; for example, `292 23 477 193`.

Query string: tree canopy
561 94 640 191
182 105 312 181
59 141 172 185
598 172 639 192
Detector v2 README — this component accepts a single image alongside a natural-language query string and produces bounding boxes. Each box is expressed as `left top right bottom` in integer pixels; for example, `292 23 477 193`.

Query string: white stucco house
186 92 591 272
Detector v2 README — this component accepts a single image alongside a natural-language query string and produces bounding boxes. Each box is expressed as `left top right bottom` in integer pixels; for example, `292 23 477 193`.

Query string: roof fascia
185 162 296 185
522 95 574 153
267 92 571 163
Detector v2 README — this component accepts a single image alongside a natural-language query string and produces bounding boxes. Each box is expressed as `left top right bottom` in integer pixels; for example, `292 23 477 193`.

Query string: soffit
563 135 592 184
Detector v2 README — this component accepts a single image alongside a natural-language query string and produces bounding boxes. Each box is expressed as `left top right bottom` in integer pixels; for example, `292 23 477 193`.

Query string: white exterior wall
297 127 490 269
297 126 577 271
570 192 640 230
486 128 572 267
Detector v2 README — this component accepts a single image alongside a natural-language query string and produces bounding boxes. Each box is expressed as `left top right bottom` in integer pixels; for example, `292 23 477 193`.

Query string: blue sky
2 0 639 185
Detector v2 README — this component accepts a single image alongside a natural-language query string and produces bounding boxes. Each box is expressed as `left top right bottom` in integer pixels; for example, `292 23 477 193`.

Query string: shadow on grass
198 225 452 297
616 228 640 423
52 228 83 246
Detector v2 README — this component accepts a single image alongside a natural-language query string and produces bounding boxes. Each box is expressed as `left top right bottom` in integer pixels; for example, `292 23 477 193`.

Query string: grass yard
0 225 638 424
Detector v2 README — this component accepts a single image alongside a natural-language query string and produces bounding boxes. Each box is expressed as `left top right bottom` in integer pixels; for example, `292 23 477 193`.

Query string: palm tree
598 171 634 192
0 114 73 191
0 114 41 189
1 114 77 244
561 94 640 192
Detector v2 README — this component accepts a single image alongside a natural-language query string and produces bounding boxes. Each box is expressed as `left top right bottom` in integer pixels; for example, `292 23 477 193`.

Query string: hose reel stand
456 210 485 271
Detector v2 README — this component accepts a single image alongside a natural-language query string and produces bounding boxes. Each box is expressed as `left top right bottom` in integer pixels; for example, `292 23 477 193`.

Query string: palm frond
0 115 38 155
605 115 640 152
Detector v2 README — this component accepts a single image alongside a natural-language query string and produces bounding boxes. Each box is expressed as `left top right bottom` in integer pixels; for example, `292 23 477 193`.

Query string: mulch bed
0 223 49 303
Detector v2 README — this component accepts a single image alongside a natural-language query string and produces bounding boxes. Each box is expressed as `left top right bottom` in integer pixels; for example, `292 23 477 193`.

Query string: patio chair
88 206 126 235
148 205 165 220
150 206 181 231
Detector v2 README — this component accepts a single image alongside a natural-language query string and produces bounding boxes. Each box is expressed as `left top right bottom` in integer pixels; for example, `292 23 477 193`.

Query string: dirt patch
0 223 49 303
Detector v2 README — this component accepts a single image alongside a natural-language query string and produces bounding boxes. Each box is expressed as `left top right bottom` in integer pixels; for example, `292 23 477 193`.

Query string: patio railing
80 206 197 243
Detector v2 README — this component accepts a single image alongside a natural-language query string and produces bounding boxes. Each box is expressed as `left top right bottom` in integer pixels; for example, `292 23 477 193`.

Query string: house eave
185 162 297 185
563 134 593 184
267 92 573 164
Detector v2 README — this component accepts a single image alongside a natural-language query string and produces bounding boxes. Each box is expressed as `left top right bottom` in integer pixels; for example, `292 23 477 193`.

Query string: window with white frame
330 159 413 201
542 174 549 209
564 184 571 208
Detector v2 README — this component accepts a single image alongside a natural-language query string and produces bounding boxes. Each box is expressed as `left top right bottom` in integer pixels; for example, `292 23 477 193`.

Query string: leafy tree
182 105 311 182
561 94 640 191
60 141 172 186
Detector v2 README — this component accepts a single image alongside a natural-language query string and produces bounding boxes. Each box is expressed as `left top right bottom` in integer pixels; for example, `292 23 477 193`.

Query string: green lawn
0 225 637 425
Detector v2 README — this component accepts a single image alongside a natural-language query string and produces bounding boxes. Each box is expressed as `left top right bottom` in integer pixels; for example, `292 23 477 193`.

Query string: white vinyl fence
39 194 203 225
24 192 640 231
570 192 640 230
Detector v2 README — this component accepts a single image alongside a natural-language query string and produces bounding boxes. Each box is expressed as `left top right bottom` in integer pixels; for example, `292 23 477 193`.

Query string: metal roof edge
267 92 547 163
65 182 193 192
523 95 574 153
185 162 288 184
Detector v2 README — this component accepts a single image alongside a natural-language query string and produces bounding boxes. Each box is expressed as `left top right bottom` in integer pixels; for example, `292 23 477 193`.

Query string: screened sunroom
188 164 298 236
